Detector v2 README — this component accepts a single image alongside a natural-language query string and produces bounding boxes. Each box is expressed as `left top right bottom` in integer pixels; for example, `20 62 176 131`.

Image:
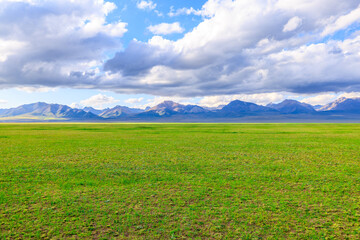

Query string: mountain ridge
1 97 360 122
99 105 144 118
319 97 360 112
0 102 100 120
267 99 316 114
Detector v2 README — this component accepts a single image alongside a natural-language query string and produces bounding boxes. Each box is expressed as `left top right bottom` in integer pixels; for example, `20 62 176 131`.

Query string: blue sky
1 0 360 109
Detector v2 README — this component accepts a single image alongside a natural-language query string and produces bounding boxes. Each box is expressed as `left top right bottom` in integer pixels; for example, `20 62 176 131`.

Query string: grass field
0 123 360 239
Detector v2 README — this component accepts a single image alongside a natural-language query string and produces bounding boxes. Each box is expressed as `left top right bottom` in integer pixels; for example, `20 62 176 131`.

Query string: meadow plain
0 123 359 239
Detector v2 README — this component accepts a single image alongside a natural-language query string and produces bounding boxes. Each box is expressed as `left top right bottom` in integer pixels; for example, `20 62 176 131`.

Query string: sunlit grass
0 123 359 239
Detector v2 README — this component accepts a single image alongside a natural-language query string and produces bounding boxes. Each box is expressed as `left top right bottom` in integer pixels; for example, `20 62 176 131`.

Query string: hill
0 102 100 120
99 106 144 118
320 97 360 113
267 99 316 114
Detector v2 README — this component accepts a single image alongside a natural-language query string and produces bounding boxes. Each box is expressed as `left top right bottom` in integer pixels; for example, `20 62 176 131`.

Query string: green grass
0 123 360 239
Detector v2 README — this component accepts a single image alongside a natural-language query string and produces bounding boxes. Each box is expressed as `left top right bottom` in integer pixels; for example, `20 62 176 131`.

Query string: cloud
0 99 7 105
283 16 302 32
322 4 360 36
148 22 185 35
16 87 57 93
301 94 337 105
125 97 144 104
2 0 360 99
168 6 202 17
0 0 126 88
138 96 196 109
103 0 360 97
69 103 82 109
137 0 156 11
199 93 286 107
338 91 360 99
154 10 164 17
80 94 119 108
0 39 27 62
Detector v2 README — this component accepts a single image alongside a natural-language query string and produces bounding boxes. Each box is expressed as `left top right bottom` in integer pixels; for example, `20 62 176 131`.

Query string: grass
0 123 359 239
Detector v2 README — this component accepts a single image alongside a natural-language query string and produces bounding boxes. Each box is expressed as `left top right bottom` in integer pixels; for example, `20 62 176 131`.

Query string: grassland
0 123 359 239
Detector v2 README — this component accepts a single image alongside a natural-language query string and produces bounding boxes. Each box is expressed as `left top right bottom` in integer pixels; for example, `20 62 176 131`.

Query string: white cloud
300 92 360 105
0 0 35 3
134 96 196 109
322 4 360 36
104 0 360 97
0 0 127 89
148 22 185 35
2 0 360 99
283 16 302 32
137 0 156 11
69 103 82 109
0 99 7 105
0 39 27 62
16 87 57 93
338 91 360 99
80 94 119 108
301 94 337 105
199 93 286 107
168 6 202 17
125 97 144 104
154 10 163 17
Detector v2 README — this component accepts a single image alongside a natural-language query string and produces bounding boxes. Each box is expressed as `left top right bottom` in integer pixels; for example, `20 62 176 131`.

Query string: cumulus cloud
148 22 185 35
301 94 337 105
80 94 119 108
103 0 360 97
0 0 126 88
322 4 360 36
16 87 57 93
69 103 83 109
199 93 286 107
283 16 302 32
338 91 360 99
125 97 144 104
138 96 196 109
168 6 202 17
2 0 360 98
137 0 156 11
0 39 27 62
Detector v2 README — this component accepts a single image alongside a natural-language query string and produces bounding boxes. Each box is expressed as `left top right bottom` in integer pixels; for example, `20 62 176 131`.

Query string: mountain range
0 102 100 120
1 97 360 122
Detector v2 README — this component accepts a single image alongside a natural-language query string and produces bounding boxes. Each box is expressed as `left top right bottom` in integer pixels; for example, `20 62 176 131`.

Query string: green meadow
0 123 360 239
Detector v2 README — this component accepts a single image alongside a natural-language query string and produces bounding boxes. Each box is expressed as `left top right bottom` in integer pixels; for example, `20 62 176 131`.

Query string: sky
1 0 360 109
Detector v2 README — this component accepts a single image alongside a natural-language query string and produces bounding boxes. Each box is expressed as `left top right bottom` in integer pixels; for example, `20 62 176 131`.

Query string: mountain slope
220 100 277 114
320 97 360 112
267 99 316 114
0 102 100 120
142 101 209 116
83 107 105 116
100 105 144 118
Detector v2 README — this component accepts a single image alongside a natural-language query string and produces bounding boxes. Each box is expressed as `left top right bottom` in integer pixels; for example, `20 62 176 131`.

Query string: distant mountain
83 107 105 116
267 99 316 114
204 105 225 111
320 97 360 112
2 98 360 122
313 105 323 111
142 101 209 116
0 102 100 120
220 100 277 114
100 105 144 118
